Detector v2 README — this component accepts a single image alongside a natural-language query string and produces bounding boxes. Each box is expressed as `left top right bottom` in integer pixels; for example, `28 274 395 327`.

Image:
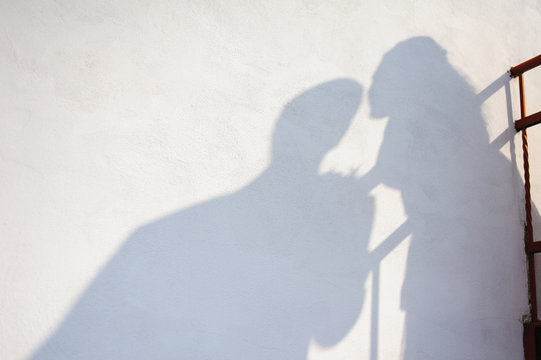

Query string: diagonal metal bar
510 54 541 76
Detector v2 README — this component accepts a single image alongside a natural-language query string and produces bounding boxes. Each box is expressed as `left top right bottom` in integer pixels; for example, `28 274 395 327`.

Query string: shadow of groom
32 79 374 360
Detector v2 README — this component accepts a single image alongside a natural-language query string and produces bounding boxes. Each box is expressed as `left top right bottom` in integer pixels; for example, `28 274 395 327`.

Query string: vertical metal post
511 54 541 360
520 73 538 321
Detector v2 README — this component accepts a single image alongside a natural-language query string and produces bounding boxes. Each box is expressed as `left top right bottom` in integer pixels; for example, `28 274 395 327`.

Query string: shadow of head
271 79 363 165
368 37 486 187
369 36 469 119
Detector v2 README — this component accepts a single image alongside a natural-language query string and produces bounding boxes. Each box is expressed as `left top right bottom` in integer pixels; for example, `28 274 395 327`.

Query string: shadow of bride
31 79 375 359
369 37 524 359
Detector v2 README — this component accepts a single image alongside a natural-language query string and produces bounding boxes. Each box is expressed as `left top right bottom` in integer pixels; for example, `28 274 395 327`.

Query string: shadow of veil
31 79 373 359
369 37 523 359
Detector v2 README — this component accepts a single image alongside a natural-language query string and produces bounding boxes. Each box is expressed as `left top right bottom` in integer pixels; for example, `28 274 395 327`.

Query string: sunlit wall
1 1 540 359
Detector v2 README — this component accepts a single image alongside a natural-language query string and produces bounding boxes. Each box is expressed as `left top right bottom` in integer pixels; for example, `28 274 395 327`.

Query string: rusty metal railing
510 53 541 360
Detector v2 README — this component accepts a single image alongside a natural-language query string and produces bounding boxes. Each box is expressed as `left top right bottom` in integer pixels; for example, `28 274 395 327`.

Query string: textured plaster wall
1 1 541 359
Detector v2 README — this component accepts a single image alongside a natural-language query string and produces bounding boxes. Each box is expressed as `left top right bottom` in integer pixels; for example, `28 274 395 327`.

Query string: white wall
1 1 540 359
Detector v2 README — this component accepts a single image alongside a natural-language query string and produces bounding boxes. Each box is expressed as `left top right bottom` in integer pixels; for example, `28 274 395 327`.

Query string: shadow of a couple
32 37 521 359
